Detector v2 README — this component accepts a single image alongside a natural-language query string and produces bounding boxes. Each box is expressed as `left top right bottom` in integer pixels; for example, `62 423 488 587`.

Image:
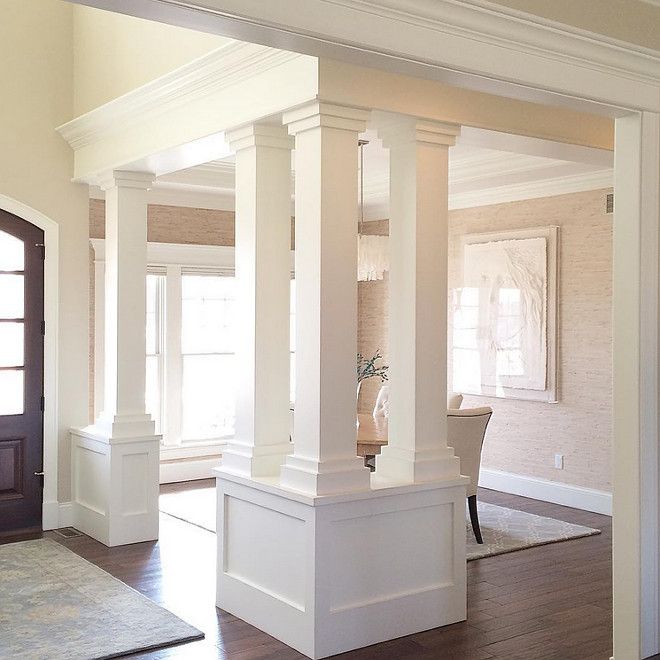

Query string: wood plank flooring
2 486 614 659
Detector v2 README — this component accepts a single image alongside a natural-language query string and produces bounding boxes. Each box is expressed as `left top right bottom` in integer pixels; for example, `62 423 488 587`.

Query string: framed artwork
451 226 559 403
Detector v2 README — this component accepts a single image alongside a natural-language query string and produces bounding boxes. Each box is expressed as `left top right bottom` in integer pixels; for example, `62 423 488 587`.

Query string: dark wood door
0 209 44 535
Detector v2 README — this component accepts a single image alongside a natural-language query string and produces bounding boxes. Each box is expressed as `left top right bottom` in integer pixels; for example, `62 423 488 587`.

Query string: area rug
160 485 601 562
466 501 601 561
0 539 204 659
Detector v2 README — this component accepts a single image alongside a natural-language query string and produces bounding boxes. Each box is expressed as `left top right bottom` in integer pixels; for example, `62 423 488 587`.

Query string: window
92 241 295 449
145 273 165 433
181 273 237 441
131 255 295 448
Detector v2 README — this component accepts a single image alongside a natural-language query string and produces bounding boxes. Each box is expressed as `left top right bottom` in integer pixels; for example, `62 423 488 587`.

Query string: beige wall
73 5 229 115
487 0 660 52
357 189 613 493
0 1 90 502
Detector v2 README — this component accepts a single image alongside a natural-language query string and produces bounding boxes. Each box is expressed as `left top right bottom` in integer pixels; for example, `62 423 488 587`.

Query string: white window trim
90 239 295 451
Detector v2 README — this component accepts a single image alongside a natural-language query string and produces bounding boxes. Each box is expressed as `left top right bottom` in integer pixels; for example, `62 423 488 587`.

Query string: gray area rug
160 485 601 561
0 539 203 659
467 501 601 561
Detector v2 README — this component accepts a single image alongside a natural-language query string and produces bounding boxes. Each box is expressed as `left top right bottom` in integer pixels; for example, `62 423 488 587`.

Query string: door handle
34 471 44 476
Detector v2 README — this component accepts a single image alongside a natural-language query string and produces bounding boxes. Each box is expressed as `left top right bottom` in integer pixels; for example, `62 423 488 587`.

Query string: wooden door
0 209 44 535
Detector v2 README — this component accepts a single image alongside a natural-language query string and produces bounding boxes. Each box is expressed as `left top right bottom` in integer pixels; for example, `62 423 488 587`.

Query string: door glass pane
182 275 236 354
0 230 24 271
0 275 24 318
0 323 24 367
0 370 24 415
182 354 236 440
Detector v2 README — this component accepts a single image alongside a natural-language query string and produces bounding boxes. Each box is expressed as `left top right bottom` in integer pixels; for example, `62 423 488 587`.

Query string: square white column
221 123 294 478
374 114 462 483
70 170 160 547
278 102 371 496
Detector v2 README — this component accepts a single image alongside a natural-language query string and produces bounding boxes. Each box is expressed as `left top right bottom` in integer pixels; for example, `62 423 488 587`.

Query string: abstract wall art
451 226 559 402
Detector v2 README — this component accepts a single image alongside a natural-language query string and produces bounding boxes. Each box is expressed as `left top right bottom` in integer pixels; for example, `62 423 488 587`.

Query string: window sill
160 440 228 461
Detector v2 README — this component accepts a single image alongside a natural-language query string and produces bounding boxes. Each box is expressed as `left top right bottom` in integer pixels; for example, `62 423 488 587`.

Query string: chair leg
468 495 483 544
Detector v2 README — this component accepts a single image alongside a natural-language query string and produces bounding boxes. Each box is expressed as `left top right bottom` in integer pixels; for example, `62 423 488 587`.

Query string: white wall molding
160 456 221 484
73 0 660 114
449 170 614 210
479 468 612 516
57 41 301 151
90 239 295 272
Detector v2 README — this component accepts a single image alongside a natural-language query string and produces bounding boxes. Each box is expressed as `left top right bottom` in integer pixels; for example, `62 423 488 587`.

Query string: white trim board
479 468 612 516
160 457 221 484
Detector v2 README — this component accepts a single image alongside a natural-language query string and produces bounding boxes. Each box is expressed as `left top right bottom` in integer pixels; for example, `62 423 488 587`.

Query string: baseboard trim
160 456 221 484
479 468 612 516
42 501 74 530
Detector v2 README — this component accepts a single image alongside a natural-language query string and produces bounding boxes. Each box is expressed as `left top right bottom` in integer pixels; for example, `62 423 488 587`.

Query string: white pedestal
214 468 468 659
70 426 161 546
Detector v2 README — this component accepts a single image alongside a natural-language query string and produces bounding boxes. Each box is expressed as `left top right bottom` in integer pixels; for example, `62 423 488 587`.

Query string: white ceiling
91 127 613 215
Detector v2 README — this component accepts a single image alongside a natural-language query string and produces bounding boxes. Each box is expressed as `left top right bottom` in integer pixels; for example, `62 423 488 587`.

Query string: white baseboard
160 457 221 484
479 468 612 516
42 501 74 530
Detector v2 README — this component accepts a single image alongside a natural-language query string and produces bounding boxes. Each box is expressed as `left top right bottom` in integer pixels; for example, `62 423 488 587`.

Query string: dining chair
447 392 463 409
447 406 493 544
373 385 390 418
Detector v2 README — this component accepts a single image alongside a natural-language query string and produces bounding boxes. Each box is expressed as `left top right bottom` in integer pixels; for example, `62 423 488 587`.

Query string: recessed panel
224 495 306 609
0 438 23 499
328 503 455 611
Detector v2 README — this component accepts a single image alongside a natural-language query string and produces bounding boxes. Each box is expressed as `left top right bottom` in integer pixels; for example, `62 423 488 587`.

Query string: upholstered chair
373 385 390 418
447 406 493 544
447 392 463 410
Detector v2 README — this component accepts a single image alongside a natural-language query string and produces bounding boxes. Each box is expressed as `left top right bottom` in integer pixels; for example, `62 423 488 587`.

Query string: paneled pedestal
215 469 468 659
70 427 160 546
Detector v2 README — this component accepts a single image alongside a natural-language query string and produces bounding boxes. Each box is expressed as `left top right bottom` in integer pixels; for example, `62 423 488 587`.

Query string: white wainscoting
479 468 612 516
215 470 468 659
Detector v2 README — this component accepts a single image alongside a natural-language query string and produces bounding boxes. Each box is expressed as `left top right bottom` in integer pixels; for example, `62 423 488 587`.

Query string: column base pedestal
214 468 468 659
375 444 461 483
221 440 293 478
70 425 161 547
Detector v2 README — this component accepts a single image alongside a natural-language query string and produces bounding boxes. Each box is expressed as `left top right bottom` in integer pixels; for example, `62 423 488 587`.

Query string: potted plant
356 350 389 408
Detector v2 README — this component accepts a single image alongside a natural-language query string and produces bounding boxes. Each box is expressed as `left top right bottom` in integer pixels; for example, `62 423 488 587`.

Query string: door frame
0 195 59 530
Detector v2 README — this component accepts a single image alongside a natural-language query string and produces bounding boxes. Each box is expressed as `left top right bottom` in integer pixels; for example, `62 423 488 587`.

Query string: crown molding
325 0 660 86
448 169 613 210
57 40 302 151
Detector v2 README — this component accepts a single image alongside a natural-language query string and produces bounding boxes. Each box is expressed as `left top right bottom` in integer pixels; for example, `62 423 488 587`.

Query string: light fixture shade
357 234 389 281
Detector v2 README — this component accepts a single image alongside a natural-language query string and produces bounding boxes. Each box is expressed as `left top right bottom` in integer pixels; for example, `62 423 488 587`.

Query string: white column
612 111 660 660
374 113 461 483
70 170 160 547
221 124 294 478
97 170 156 438
279 102 371 496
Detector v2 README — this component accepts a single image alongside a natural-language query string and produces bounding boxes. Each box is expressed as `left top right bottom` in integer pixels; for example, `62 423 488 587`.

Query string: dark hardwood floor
2 485 613 659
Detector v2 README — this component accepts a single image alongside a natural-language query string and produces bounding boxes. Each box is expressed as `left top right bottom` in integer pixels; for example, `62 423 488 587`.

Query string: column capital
97 170 155 192
374 111 461 149
283 101 369 136
226 123 294 153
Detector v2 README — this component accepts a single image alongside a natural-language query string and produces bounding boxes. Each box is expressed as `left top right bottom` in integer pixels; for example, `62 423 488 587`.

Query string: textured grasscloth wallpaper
89 188 612 492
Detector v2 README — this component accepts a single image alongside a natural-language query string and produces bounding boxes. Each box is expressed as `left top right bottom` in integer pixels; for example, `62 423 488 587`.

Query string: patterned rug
0 539 204 659
160 485 601 561
466 501 601 561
